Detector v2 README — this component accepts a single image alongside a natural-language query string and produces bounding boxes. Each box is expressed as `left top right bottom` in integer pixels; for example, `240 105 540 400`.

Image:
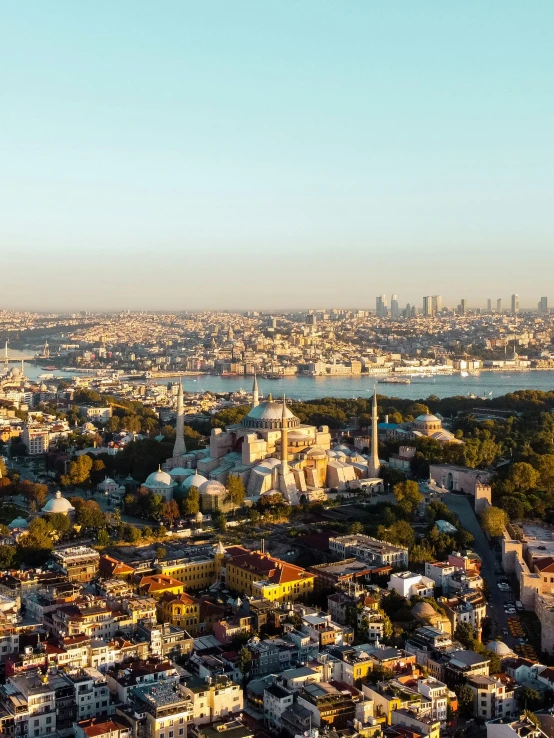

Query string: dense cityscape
3 3 552 738
1 303 554 738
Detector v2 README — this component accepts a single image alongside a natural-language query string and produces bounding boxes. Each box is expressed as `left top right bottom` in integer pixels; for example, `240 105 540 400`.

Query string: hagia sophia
154 377 384 508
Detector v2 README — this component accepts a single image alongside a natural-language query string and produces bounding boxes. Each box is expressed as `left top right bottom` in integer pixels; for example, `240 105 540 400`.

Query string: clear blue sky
2 1 553 311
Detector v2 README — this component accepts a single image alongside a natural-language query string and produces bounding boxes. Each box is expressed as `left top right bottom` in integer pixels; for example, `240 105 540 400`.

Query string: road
443 493 519 648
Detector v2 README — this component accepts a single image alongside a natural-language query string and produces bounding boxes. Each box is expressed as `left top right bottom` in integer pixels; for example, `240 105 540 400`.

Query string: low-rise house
466 674 516 721
388 573 434 599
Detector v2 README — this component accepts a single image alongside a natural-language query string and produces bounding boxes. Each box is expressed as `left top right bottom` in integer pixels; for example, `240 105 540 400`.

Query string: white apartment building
329 534 408 568
417 678 448 723
466 675 516 721
424 561 458 590
79 406 112 423
22 425 49 455
388 572 434 599
6 673 56 738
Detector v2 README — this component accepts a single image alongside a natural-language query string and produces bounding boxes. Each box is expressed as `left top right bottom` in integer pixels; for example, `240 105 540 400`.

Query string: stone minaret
368 385 380 477
252 373 259 408
281 394 289 475
173 379 186 458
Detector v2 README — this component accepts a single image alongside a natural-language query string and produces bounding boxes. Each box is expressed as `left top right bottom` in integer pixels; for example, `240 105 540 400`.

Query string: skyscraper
496 298 502 314
422 296 432 317
511 294 519 314
487 298 492 313
459 299 467 315
376 295 388 318
539 296 548 314
432 295 442 314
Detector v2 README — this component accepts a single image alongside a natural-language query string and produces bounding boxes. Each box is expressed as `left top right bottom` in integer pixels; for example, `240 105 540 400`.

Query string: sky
1 1 554 312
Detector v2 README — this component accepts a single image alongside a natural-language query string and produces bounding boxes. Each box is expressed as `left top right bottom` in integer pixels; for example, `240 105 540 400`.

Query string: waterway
7 349 554 401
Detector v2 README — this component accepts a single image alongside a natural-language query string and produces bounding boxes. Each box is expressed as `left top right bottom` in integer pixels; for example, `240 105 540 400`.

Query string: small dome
183 472 208 490
305 446 327 459
199 480 226 496
486 639 513 657
168 467 188 476
8 517 29 530
411 601 438 619
256 458 281 469
194 511 204 522
144 467 174 489
41 491 75 514
415 414 440 422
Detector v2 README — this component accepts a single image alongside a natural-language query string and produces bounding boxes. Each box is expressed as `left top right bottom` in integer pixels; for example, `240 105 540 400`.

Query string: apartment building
328 535 408 568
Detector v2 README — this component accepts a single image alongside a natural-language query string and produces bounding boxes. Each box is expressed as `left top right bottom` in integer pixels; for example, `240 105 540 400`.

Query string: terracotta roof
138 575 183 593
99 555 135 576
225 547 312 586
78 716 131 738
160 592 197 606
534 556 554 573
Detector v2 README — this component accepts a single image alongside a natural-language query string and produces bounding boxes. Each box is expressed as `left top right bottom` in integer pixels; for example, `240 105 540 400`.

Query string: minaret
173 379 186 458
281 394 289 475
252 373 259 408
368 385 380 477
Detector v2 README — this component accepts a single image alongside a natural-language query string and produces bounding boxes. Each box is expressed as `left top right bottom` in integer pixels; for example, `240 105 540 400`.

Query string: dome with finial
41 491 75 515
241 398 300 430
194 510 204 522
183 472 208 490
143 466 175 490
8 516 29 530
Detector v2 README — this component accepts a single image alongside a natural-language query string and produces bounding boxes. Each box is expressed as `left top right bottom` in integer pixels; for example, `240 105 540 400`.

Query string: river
7 349 554 401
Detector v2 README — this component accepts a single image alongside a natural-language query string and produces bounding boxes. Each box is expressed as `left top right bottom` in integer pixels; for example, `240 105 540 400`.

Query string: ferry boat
377 376 411 384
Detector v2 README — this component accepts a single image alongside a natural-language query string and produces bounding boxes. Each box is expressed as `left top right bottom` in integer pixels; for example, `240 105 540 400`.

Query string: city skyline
2 1 554 310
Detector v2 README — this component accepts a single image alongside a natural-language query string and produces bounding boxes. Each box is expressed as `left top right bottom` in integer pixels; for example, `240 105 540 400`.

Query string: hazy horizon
2 1 554 311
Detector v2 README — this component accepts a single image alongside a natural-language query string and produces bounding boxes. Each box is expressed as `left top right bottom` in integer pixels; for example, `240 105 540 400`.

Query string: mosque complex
144 377 385 509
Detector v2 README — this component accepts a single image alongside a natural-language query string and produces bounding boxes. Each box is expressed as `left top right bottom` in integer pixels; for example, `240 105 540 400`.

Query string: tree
162 500 180 525
90 459 107 485
349 521 364 535
61 455 93 487
48 512 71 536
480 506 508 537
518 687 541 711
0 544 16 569
183 486 200 516
147 493 165 521
120 523 142 543
377 520 415 549
393 480 423 517
73 500 106 530
16 518 54 565
225 476 246 513
504 462 540 494
156 547 167 560
238 646 252 684
156 525 167 539
142 526 153 539
455 621 478 650
105 416 120 433
97 529 110 547
18 481 48 510
456 684 475 718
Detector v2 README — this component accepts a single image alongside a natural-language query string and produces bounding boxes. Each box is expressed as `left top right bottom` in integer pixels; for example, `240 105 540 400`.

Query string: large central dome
241 400 300 430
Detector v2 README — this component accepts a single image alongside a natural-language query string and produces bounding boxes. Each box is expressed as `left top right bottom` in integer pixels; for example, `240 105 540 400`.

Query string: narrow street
442 493 518 648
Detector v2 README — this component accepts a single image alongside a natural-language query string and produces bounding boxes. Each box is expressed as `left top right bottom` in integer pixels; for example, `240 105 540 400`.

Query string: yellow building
158 592 201 635
137 574 184 600
217 545 315 603
155 555 216 591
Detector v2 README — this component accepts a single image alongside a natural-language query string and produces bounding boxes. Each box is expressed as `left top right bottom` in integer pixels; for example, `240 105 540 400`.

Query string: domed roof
194 510 204 522
144 466 174 489
41 491 75 514
305 445 327 458
241 400 300 430
183 472 208 490
8 516 29 530
486 639 513 656
415 414 440 422
199 480 226 496
168 467 188 476
256 458 281 469
411 601 438 619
